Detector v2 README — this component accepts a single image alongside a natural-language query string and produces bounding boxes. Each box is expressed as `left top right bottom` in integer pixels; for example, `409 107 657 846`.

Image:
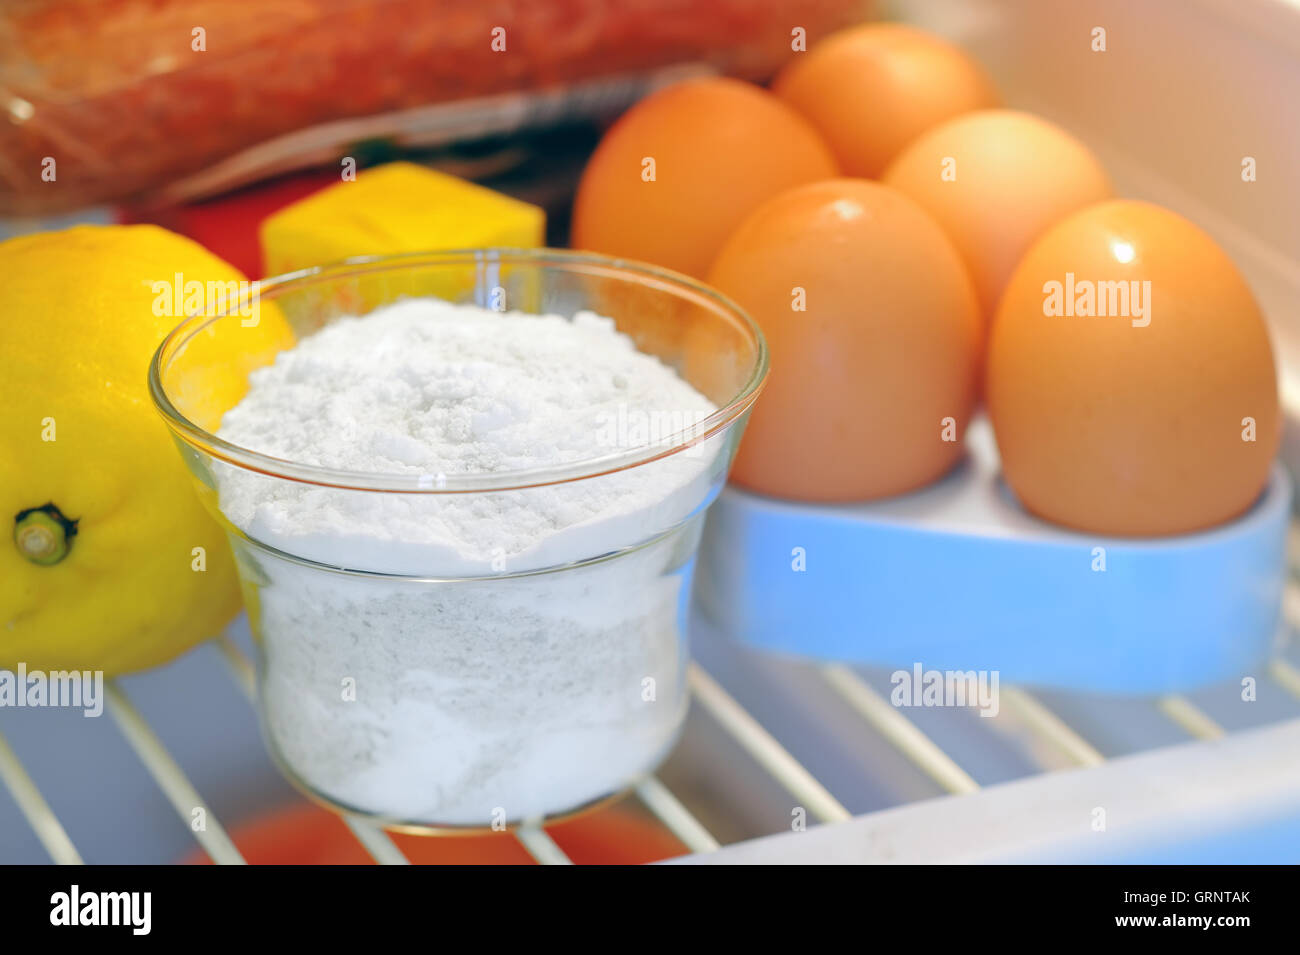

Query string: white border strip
669 717 1300 864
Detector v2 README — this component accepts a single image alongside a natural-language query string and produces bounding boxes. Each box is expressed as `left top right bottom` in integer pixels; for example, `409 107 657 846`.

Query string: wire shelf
4 576 1300 865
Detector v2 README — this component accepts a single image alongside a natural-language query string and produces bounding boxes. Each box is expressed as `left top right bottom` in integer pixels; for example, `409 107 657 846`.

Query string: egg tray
695 420 1292 695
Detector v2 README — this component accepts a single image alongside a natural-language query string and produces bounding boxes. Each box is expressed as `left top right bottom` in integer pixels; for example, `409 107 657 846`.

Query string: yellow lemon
0 224 294 675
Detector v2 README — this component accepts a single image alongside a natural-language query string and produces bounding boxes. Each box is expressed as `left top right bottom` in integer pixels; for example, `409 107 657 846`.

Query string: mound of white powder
219 300 719 576
215 299 724 825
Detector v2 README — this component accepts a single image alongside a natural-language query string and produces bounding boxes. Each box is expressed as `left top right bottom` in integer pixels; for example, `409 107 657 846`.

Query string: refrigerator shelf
3 579 1299 864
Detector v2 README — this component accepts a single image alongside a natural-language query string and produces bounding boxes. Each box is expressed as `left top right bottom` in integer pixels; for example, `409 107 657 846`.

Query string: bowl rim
148 247 769 493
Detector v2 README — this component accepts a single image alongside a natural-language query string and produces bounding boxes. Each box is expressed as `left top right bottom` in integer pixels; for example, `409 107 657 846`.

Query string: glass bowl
149 248 767 831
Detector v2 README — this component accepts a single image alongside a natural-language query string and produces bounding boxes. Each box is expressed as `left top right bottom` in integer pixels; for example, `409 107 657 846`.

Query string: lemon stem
13 504 77 566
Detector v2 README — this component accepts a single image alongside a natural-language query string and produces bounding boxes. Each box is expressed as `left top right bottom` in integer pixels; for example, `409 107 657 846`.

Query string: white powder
215 299 723 825
219 300 719 575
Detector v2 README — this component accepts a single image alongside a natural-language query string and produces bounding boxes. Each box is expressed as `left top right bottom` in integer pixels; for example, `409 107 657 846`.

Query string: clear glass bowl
149 249 768 831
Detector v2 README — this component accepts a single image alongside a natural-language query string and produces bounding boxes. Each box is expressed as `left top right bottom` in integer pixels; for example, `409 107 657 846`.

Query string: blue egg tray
695 421 1292 694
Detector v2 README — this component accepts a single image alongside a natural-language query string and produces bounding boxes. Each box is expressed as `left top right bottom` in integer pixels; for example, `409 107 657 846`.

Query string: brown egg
988 199 1279 537
882 110 1113 323
707 179 981 501
571 77 838 278
774 23 999 178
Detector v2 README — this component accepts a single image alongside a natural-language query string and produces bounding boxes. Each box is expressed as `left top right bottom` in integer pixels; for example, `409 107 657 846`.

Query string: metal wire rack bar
822 664 981 794
0 730 82 865
103 682 245 865
215 635 255 697
515 823 573 865
688 663 852 822
1157 696 1227 740
1269 658 1300 700
997 687 1106 768
344 818 412 865
634 776 720 853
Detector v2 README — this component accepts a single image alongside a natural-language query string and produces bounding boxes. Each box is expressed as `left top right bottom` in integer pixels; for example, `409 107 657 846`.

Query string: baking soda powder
216 299 722 825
